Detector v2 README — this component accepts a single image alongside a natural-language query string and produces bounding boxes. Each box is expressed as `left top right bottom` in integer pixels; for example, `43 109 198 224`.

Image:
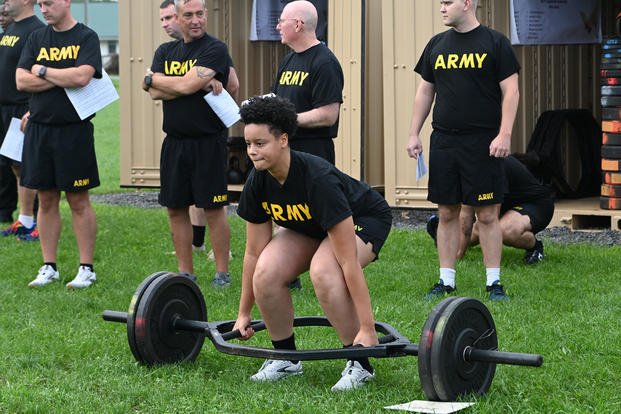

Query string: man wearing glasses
274 0 344 291
273 0 343 165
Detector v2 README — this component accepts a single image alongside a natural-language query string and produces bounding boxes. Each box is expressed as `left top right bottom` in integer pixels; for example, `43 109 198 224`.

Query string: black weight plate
602 158 621 172
601 184 621 197
601 77 621 86
601 69 621 77
134 273 207 365
601 86 621 96
602 96 621 106
603 132 621 145
602 109 621 121
602 145 621 159
418 297 459 401
603 172 621 184
430 297 498 402
602 51 621 59
600 196 621 210
126 271 170 364
603 39 621 46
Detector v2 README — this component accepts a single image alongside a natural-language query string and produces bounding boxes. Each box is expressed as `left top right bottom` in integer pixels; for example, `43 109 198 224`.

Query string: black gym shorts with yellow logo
427 130 505 206
158 135 229 209
21 121 100 192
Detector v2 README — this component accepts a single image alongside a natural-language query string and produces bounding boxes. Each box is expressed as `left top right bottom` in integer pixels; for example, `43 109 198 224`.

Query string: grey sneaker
66 266 96 289
28 265 60 288
331 360 375 392
250 359 303 382
212 271 230 287
192 244 206 253
179 272 197 282
206 249 232 261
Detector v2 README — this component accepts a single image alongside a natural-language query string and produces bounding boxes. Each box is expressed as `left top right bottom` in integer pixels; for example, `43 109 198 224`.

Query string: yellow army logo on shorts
261 202 312 222
0 35 20 47
37 45 80 61
164 59 197 76
73 178 90 187
213 194 228 203
477 192 494 201
434 53 487 70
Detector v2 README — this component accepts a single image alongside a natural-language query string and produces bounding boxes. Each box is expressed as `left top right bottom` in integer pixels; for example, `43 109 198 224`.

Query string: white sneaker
206 249 232 261
28 265 60 288
331 361 375 392
192 244 206 253
250 359 303 382
66 266 96 289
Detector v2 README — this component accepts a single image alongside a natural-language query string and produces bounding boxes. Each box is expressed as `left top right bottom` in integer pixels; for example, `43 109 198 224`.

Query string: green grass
1 211 620 413
1 84 620 412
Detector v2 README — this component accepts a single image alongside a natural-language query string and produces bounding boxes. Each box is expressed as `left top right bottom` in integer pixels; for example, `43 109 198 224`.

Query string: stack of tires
600 38 621 210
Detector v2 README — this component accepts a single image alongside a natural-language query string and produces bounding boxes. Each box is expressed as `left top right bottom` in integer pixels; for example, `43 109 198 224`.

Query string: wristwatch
143 74 153 90
37 65 47 79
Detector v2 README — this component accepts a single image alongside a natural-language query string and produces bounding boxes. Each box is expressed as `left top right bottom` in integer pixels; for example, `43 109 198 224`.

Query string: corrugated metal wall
120 0 616 202
382 0 612 207
119 0 288 187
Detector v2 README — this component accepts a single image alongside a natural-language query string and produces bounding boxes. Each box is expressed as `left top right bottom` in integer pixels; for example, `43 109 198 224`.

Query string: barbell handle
465 347 543 367
103 310 128 323
220 321 267 341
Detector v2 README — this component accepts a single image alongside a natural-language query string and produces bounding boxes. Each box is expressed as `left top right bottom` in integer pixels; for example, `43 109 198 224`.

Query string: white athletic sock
439 268 456 288
19 215 34 229
486 268 500 286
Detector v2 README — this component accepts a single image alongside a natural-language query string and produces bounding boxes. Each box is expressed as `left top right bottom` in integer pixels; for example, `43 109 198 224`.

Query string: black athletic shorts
428 130 505 206
502 198 555 234
0 103 29 167
354 210 393 258
289 137 335 165
158 135 229 209
21 121 100 192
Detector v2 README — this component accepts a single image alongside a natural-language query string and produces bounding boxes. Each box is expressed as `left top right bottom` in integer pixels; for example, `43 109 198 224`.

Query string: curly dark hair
239 95 298 137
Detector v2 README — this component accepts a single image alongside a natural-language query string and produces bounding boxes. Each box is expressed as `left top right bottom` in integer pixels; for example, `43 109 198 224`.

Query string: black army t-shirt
0 15 45 105
415 25 520 134
502 155 552 209
272 43 343 140
151 34 230 138
17 23 102 124
238 150 388 240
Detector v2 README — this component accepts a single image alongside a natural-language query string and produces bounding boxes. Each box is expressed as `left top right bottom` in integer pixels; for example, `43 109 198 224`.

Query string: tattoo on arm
195 67 215 79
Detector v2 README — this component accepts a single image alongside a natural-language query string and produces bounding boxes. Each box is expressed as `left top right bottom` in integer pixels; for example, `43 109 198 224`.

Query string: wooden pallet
549 197 621 231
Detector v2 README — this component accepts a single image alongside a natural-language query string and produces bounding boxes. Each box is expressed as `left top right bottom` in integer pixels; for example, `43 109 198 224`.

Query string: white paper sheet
416 152 428 181
64 69 119 120
384 400 474 413
0 118 25 162
204 89 241 128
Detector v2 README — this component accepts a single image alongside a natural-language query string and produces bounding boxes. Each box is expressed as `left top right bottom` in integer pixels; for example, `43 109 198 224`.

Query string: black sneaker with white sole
524 240 544 265
425 280 455 300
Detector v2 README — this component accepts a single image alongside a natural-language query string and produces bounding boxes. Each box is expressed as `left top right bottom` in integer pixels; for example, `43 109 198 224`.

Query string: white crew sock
439 268 456 288
19 215 34 229
486 268 500 286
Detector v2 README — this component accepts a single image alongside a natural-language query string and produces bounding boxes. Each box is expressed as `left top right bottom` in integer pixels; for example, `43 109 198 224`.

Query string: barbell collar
464 346 543 367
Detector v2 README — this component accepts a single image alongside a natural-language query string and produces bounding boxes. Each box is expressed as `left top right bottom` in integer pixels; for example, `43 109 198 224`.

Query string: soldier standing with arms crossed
144 0 232 287
16 0 102 289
